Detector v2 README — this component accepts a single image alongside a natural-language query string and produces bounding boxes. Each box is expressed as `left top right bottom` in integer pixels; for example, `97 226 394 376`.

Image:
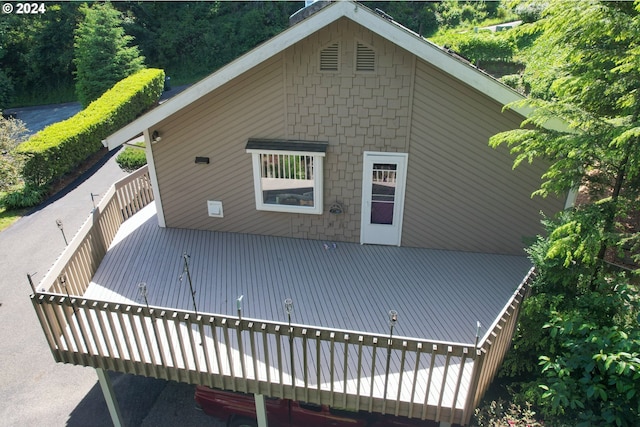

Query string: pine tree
74 2 145 107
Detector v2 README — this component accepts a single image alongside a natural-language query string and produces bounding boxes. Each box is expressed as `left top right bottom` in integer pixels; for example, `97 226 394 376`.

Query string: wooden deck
30 168 533 425
85 203 532 344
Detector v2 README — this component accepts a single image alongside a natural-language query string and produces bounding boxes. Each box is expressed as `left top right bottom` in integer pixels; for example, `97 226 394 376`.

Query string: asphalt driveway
0 99 220 426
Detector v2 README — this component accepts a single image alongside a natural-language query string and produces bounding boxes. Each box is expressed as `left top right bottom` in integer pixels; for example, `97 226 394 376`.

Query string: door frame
360 151 408 246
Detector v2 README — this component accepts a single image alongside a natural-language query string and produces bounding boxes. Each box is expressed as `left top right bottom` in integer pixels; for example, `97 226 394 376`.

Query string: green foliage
434 30 516 65
500 207 640 425
0 69 15 110
539 319 640 426
116 143 147 172
17 68 164 190
2 2 519 107
0 115 27 192
1 3 80 107
74 2 145 107
0 183 46 210
473 399 546 427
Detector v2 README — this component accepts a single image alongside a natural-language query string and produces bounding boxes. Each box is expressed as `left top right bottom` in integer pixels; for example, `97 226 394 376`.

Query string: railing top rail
34 166 149 293
113 165 149 190
478 266 535 349
32 291 479 354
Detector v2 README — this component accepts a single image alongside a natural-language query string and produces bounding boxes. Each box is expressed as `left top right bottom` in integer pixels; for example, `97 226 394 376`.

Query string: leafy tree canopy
492 2 640 425
74 2 145 107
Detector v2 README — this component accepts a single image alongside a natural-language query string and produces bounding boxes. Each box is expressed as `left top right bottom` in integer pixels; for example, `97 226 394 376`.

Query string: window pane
371 163 396 224
261 154 315 207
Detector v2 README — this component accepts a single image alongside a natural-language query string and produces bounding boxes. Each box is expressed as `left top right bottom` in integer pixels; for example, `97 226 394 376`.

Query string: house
104 1 566 255
31 2 570 427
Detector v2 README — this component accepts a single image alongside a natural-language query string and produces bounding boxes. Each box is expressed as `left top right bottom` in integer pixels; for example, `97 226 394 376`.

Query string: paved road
0 99 221 426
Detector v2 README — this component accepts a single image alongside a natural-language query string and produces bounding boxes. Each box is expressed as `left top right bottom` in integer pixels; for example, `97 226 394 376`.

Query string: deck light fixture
284 298 295 389
138 282 149 309
237 295 244 320
151 130 162 143
91 193 100 210
384 309 398 403
474 321 482 348
56 219 68 246
284 298 294 317
180 252 198 317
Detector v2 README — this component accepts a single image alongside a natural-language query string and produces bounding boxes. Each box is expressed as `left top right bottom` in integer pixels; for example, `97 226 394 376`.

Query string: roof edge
104 1 565 150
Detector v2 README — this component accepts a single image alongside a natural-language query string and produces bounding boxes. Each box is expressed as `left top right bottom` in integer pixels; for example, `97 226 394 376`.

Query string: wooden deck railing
29 166 534 426
32 293 479 424
33 166 153 297
461 268 534 425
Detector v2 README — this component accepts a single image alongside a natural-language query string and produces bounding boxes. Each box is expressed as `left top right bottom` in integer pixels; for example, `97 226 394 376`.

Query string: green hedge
116 142 147 172
17 68 164 187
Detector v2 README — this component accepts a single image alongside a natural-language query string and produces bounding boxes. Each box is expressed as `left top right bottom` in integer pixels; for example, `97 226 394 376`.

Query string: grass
0 206 24 232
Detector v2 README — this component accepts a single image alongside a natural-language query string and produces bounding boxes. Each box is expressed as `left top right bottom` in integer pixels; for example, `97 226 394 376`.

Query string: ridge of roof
103 1 550 150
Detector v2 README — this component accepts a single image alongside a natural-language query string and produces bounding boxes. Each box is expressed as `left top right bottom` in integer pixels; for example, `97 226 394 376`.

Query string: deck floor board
87 204 531 344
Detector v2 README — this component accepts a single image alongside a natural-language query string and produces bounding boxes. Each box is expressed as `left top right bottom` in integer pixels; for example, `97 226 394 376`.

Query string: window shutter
356 42 375 72
320 43 339 71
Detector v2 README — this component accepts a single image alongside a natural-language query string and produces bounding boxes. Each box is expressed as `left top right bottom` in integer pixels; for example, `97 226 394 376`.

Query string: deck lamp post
474 321 482 348
237 295 244 320
180 252 198 317
138 282 165 366
383 309 398 403
56 219 68 246
91 193 100 210
284 298 295 390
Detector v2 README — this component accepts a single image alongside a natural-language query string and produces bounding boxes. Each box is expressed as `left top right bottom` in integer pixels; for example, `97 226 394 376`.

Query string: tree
74 2 145 107
490 0 640 268
0 115 27 192
490 1 640 425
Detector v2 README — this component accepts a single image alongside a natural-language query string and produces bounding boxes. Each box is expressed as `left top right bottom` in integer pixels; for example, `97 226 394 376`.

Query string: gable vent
356 42 376 72
320 43 339 71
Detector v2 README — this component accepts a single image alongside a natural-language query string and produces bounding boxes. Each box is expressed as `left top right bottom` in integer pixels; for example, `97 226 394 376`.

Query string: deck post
255 394 269 427
96 368 125 427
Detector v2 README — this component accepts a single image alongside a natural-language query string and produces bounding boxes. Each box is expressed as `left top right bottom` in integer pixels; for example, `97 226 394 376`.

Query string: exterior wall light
151 130 162 143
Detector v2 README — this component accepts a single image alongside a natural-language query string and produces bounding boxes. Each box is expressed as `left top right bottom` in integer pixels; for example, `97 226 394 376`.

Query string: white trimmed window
246 139 327 215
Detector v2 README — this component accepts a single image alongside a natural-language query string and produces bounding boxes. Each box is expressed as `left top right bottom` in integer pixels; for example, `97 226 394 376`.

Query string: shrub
17 68 164 188
473 400 546 427
456 32 515 65
116 143 147 171
0 115 27 192
0 184 46 210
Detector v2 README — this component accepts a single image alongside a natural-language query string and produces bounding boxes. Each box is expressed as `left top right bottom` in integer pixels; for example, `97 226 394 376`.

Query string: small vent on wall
320 43 339 71
356 42 375 72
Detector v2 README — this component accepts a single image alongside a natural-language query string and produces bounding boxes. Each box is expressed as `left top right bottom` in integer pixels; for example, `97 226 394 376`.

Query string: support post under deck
255 394 269 427
96 368 124 427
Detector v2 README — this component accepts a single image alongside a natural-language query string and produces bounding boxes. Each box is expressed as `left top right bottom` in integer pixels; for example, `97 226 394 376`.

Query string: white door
360 152 408 246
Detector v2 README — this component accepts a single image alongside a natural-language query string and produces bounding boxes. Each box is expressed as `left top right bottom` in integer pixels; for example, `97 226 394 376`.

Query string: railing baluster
369 337 378 413
302 329 309 402
449 347 468 424
262 324 272 396
422 344 437 420
329 332 336 407
342 333 349 408
395 341 408 416
356 336 364 411
436 346 453 421
408 342 422 418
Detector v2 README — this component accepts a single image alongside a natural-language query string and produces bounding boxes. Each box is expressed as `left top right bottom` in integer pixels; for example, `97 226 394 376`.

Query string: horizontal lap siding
403 59 564 254
152 56 290 236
